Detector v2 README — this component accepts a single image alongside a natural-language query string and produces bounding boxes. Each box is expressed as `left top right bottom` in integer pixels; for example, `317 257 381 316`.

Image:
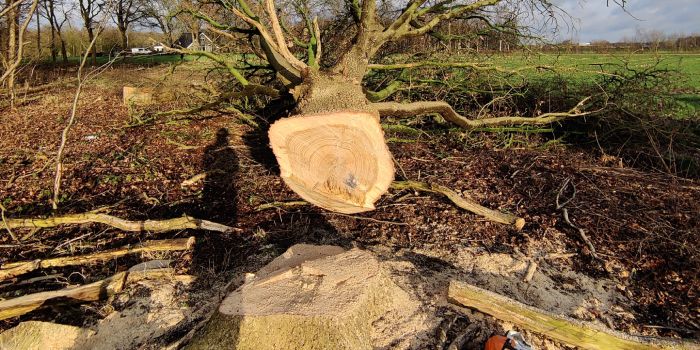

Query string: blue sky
552 0 700 42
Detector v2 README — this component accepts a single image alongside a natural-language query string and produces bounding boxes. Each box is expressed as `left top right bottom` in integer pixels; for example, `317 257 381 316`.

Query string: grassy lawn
485 52 700 89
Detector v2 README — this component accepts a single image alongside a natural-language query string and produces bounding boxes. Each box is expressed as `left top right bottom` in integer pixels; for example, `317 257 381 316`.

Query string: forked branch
373 97 595 129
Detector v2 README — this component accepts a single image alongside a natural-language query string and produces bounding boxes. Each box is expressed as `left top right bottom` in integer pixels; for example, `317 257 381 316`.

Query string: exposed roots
372 97 594 129
0 213 239 234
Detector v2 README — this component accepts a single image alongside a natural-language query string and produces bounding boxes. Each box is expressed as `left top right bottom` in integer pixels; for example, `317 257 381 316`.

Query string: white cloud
552 0 700 42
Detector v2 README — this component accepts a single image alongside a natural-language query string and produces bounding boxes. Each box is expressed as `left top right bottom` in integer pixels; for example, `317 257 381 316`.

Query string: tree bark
87 27 96 64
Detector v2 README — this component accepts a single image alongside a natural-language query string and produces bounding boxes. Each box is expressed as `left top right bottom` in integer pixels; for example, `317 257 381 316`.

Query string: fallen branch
255 201 310 211
0 201 18 242
391 181 525 230
0 272 127 321
0 268 193 321
253 181 524 229
556 178 599 259
373 97 594 130
448 281 697 350
0 213 239 234
0 237 195 281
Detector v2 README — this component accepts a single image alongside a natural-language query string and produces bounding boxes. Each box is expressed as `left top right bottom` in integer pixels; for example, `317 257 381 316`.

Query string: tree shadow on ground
241 95 295 175
197 127 239 225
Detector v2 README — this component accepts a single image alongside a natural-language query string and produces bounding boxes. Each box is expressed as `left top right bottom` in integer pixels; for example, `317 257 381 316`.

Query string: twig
0 201 18 241
52 8 113 210
556 178 599 259
0 237 195 281
523 259 538 283
0 212 240 234
255 200 309 211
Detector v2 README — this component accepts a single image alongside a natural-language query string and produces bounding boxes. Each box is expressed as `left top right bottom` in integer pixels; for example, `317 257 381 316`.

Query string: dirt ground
0 64 698 347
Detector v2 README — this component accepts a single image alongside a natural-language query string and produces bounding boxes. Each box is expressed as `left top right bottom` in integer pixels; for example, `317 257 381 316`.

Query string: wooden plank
448 280 699 350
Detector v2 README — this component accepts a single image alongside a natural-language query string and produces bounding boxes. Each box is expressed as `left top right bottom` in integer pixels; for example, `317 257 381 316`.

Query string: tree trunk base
269 111 394 214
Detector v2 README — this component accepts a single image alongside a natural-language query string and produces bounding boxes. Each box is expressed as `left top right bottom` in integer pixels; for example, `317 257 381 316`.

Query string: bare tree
171 0 624 213
78 0 103 63
112 0 145 49
140 0 180 46
41 0 71 63
1 0 40 107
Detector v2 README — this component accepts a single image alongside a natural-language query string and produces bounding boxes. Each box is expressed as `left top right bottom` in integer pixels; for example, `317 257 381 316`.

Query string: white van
130 48 152 55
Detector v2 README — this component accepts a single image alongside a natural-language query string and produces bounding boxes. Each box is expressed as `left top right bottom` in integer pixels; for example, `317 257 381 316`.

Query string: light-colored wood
448 280 699 350
123 86 153 105
269 111 395 214
0 213 238 233
0 272 127 321
0 237 195 281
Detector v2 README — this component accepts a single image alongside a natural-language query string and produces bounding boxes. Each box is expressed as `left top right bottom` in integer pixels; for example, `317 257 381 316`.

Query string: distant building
130 48 152 55
174 32 218 52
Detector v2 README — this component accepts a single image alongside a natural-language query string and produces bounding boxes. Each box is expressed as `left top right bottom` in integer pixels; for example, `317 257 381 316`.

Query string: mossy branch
448 281 698 350
373 97 595 130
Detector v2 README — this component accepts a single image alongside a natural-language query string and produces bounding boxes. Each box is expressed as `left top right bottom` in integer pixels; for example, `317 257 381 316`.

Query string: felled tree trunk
269 71 395 214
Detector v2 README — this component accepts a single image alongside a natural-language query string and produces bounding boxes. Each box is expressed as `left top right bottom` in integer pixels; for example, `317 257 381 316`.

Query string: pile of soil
0 66 698 345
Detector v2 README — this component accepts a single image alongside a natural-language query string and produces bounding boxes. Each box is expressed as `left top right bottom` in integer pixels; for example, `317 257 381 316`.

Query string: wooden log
269 111 395 214
123 86 153 105
0 237 195 281
447 280 699 350
0 272 127 321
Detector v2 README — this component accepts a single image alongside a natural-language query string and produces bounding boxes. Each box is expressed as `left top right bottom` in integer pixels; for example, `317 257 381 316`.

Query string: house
174 32 218 52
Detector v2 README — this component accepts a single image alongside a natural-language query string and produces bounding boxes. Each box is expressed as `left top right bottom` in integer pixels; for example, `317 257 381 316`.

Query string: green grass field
485 52 700 89
451 52 700 114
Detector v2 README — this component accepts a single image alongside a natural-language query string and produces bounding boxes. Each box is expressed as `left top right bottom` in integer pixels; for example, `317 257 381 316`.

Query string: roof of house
174 33 195 49
174 32 216 49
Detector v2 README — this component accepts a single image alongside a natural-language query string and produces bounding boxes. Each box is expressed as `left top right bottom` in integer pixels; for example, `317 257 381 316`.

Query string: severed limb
373 97 594 130
0 213 239 234
391 181 525 230
0 272 127 321
254 181 525 229
448 280 697 350
0 268 193 321
0 237 195 281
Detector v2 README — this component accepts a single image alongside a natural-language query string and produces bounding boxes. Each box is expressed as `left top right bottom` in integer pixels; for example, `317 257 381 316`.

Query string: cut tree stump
269 111 394 214
0 321 94 350
186 244 427 350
